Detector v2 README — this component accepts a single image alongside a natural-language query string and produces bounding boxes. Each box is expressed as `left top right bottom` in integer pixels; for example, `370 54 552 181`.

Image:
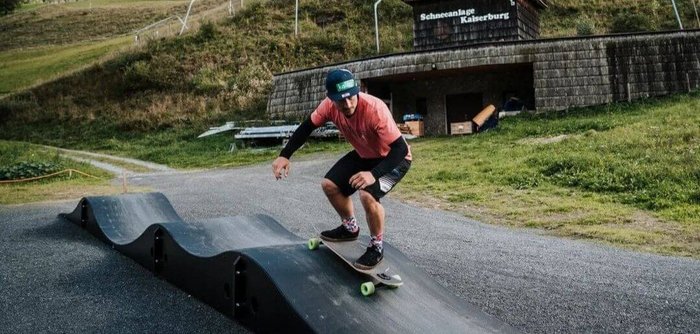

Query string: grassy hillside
0 36 132 95
0 0 224 50
2 0 697 128
0 0 227 94
1 0 414 134
542 0 700 36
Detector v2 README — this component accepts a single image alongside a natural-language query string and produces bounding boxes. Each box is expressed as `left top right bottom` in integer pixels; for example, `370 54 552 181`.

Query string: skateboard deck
308 237 403 296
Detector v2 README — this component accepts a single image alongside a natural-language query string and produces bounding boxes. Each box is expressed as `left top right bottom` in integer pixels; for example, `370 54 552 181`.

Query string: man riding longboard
307 236 403 296
272 68 412 270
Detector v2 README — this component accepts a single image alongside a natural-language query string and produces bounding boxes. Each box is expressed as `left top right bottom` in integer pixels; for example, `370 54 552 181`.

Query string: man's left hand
349 171 376 190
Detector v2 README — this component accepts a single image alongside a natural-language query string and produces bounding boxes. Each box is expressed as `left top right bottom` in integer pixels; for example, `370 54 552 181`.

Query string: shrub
196 22 219 42
575 17 595 36
0 0 21 16
0 161 63 181
610 12 656 33
506 173 542 189
192 67 228 92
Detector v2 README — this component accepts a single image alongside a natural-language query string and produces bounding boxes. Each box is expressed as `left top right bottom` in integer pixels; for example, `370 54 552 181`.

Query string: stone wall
268 30 700 129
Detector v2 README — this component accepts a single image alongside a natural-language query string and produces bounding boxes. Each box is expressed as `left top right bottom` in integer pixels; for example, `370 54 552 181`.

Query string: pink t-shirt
310 93 412 161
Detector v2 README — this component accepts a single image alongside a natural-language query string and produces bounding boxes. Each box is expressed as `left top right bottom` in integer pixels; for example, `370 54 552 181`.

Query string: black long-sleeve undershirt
279 117 409 178
370 136 408 179
279 118 317 159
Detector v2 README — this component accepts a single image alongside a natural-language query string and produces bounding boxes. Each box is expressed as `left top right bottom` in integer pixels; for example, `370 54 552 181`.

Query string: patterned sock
370 234 383 252
342 216 359 233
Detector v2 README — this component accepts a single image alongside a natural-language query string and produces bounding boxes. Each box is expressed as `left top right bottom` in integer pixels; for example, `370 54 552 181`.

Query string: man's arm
349 136 408 189
370 136 408 178
280 118 318 159
272 118 319 179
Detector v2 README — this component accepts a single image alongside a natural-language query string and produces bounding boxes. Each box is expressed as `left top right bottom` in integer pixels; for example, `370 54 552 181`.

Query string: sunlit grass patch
0 37 131 95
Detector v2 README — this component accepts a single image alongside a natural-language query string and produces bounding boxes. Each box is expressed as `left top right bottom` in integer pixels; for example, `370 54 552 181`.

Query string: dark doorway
446 93 482 133
416 97 427 116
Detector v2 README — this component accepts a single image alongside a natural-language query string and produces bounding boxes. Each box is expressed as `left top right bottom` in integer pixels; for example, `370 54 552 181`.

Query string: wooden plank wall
516 0 540 40
607 37 700 102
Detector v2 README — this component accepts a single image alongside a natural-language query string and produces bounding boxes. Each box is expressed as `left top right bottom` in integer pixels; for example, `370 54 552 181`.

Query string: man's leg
352 190 386 270
319 178 359 241
353 159 411 269
358 190 384 239
321 178 354 219
319 152 364 241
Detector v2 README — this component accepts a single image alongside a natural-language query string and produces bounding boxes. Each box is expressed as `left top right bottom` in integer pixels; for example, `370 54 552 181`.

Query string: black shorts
324 151 411 201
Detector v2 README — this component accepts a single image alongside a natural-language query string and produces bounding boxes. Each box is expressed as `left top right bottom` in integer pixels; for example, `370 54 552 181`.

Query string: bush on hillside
575 17 595 36
192 67 228 92
610 12 656 33
0 0 21 15
196 21 219 42
122 54 182 92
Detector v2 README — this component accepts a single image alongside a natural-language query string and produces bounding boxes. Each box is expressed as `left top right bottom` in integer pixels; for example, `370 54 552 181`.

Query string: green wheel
308 238 320 250
360 282 375 296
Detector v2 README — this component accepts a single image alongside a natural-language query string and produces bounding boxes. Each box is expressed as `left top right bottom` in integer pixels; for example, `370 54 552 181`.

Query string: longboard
308 237 403 296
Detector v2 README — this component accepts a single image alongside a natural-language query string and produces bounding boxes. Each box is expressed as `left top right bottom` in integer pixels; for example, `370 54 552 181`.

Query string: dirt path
47 146 175 175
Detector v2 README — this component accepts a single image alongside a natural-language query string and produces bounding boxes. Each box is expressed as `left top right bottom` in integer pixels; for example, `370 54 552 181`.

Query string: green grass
0 177 143 205
542 0 700 36
62 151 155 173
0 121 351 169
0 0 226 95
0 37 132 95
13 2 44 13
394 92 700 257
0 0 221 50
79 130 351 169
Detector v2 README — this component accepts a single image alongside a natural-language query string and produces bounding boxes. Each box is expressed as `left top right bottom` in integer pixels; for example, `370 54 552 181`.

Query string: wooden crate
397 123 412 134
406 121 424 137
450 122 473 135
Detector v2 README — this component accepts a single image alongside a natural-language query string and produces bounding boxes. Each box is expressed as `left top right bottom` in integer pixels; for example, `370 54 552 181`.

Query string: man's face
333 95 358 117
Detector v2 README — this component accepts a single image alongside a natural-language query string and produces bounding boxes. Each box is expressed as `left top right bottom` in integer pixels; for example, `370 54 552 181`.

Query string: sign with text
419 7 511 25
407 0 543 50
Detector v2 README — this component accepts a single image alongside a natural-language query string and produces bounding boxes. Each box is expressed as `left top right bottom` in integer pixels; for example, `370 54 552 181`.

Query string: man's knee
359 190 380 206
321 178 340 195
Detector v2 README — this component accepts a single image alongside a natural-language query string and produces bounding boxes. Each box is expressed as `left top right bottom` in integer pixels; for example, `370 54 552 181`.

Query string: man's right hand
272 157 290 180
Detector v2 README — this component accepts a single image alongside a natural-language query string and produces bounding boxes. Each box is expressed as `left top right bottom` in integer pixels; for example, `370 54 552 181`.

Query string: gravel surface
2 154 699 333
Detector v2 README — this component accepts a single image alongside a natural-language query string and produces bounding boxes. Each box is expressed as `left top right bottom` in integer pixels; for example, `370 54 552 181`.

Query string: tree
1 0 22 16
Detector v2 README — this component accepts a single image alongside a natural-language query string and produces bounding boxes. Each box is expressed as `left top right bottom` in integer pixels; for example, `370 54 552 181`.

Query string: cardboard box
406 121 424 137
450 122 473 135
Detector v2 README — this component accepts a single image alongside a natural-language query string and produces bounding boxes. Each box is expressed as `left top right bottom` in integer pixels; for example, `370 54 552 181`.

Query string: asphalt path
1 154 699 333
